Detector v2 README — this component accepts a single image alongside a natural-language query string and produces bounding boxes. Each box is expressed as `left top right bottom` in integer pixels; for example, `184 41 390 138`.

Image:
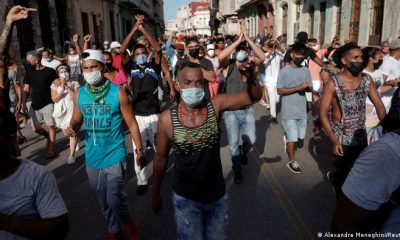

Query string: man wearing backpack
217 25 266 184
332 88 400 235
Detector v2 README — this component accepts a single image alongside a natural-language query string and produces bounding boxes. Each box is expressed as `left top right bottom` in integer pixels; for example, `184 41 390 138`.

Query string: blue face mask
181 88 205 107
236 51 247 62
135 54 147 65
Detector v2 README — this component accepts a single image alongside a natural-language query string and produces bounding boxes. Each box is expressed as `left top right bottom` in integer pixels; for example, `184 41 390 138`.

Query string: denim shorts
282 119 307 142
173 192 228 240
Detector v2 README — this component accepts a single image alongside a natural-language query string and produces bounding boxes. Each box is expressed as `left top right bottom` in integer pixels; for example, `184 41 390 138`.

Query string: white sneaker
287 161 301 173
283 136 287 153
67 156 76 165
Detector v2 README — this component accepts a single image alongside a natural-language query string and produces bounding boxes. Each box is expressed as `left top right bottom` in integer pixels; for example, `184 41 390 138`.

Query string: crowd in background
1 5 400 240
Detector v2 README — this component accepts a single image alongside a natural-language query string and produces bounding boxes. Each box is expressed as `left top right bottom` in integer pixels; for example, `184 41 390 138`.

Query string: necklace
178 103 208 145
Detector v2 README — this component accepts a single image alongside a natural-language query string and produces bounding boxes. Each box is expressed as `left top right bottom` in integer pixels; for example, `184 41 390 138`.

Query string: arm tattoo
0 21 14 56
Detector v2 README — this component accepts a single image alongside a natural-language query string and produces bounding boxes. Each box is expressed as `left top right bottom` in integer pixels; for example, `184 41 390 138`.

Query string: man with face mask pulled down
65 49 146 240
152 59 263 239
319 43 386 197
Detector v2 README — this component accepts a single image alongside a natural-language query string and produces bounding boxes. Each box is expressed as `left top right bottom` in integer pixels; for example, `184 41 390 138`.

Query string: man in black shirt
174 36 216 98
283 32 325 67
22 50 58 158
122 18 162 195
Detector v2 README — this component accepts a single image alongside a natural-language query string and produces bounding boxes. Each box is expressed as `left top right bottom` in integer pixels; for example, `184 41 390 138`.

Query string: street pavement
18 103 336 240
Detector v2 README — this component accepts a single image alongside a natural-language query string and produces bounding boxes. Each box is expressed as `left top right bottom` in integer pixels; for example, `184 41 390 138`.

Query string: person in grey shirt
277 42 312 173
0 109 69 240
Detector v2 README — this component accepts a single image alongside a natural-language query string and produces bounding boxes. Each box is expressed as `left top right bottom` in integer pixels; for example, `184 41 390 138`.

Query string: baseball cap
389 38 400 50
207 44 215 50
110 41 121 49
81 49 104 64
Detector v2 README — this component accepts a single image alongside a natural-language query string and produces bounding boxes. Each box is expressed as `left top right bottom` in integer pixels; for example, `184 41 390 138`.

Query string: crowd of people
1 5 400 240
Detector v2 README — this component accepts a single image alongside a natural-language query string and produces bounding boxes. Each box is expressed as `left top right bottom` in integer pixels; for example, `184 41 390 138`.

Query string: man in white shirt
258 39 285 123
41 49 62 70
379 39 400 110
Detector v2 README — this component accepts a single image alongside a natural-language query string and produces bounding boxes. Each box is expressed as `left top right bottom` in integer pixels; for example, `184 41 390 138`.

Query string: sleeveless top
330 72 370 146
68 54 81 76
171 100 225 203
225 63 247 94
78 82 127 169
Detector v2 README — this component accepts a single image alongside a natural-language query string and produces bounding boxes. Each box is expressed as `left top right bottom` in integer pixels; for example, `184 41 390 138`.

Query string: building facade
167 1 211 36
274 0 396 47
210 0 398 47
0 0 164 65
215 0 240 35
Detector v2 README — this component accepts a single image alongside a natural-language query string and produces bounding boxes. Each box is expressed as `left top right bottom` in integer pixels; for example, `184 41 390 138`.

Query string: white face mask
83 70 102 85
311 44 320 51
59 72 70 81
207 49 215 57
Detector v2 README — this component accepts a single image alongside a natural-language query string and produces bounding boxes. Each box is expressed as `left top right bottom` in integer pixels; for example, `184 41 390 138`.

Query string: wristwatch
135 146 145 154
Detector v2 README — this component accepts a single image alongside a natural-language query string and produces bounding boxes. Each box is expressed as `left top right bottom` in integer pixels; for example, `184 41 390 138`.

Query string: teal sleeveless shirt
78 82 127 169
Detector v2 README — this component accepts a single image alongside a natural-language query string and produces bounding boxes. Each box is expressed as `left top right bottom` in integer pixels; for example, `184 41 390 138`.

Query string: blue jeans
86 162 132 233
224 107 256 173
173 192 228 240
282 119 307 142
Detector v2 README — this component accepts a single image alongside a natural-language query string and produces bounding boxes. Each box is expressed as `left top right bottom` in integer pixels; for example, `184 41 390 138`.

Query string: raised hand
241 23 250 41
134 15 145 31
83 34 92 42
6 5 36 23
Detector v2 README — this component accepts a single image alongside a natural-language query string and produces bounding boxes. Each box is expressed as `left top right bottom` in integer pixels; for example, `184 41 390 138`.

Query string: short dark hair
175 61 202 80
362 47 381 68
307 38 318 44
102 51 112 59
185 36 199 46
133 43 147 53
216 38 224 44
290 42 308 55
333 42 361 69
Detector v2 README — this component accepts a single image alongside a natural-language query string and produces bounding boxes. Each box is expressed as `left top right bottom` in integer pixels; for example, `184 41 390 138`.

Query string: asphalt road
19 103 336 240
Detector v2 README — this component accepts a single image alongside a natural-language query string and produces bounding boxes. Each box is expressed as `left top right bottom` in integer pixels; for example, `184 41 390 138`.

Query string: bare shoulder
159 109 173 139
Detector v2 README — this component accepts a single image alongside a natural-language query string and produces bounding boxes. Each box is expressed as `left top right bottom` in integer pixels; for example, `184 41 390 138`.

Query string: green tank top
170 100 226 202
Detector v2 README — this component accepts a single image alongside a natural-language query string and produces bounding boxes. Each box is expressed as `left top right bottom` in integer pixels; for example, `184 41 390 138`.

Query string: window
368 0 384 45
335 0 342 39
81 12 90 35
282 3 288 35
109 11 115 40
309 6 315 37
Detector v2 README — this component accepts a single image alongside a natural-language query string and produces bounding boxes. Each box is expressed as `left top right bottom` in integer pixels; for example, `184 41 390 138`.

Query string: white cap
207 44 215 50
103 40 109 45
110 41 121 49
81 49 104 64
